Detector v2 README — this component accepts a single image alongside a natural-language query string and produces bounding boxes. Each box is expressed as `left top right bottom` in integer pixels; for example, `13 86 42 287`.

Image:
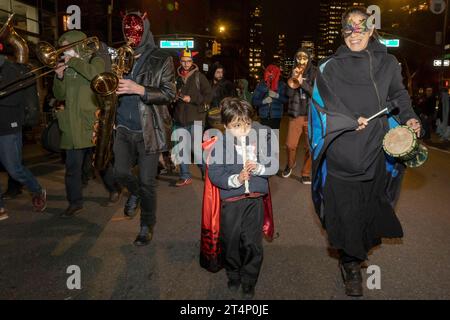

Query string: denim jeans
100 164 121 193
0 132 42 208
113 127 159 228
175 123 204 180
65 148 92 207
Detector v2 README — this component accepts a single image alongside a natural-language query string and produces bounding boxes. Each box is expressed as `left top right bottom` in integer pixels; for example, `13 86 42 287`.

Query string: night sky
261 0 319 60
114 0 319 59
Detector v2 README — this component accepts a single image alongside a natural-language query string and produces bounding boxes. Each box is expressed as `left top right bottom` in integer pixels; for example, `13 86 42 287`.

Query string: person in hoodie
209 62 237 108
53 30 104 218
252 65 288 129
113 12 176 246
0 54 47 220
173 49 212 187
281 48 316 184
236 79 252 104
309 7 421 297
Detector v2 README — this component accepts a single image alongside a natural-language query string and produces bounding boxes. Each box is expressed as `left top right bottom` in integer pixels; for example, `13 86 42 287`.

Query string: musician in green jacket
53 30 105 218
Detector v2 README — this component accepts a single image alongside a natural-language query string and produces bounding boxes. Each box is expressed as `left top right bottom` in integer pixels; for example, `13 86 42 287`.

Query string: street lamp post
440 0 449 88
107 0 113 46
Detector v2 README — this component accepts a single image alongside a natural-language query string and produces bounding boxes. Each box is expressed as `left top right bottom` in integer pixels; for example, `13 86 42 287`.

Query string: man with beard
209 62 236 109
173 49 212 187
113 12 176 246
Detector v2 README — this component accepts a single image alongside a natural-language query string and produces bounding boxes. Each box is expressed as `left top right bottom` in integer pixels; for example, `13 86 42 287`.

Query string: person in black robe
308 7 421 297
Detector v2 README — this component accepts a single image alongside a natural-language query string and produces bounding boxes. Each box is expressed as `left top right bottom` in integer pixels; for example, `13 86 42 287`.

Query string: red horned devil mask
264 65 281 92
122 12 147 48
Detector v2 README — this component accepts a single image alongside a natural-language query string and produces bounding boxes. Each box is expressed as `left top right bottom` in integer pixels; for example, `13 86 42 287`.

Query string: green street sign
160 40 194 49
379 39 400 48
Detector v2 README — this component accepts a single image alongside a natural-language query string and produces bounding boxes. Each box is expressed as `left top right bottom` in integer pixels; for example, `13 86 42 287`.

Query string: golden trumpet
287 64 306 90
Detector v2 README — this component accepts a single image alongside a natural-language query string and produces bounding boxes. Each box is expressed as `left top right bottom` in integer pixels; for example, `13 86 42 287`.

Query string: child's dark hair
220 97 255 126
341 6 379 40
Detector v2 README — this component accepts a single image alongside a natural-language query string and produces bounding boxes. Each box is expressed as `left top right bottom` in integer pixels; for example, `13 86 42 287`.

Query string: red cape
200 137 275 273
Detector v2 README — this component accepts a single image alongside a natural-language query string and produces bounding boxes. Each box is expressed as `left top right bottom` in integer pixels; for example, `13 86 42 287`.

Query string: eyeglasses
181 60 193 64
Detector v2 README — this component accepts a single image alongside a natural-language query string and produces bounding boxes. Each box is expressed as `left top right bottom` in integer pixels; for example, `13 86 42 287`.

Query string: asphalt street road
0 123 449 300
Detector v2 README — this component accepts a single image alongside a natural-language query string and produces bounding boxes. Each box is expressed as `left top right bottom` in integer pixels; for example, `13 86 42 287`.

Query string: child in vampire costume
201 98 276 300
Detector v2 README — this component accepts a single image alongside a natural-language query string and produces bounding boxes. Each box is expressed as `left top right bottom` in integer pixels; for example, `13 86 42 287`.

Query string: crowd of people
0 6 430 300
412 87 450 141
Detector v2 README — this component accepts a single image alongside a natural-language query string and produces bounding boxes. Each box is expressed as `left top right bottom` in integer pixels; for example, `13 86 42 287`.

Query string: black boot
2 188 22 200
104 191 121 207
134 226 153 247
241 283 256 300
60 205 83 218
124 194 141 219
227 279 241 294
340 261 363 297
2 176 23 200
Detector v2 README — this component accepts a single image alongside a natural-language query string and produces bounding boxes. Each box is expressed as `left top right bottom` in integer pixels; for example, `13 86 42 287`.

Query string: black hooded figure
113 11 176 246
208 62 237 109
308 7 421 297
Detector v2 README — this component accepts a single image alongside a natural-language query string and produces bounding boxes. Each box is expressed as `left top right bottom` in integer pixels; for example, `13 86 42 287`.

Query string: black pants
260 118 281 130
82 148 95 184
420 114 433 139
220 197 264 286
0 163 24 193
100 164 121 193
6 174 22 193
113 127 159 228
340 250 363 264
65 148 92 207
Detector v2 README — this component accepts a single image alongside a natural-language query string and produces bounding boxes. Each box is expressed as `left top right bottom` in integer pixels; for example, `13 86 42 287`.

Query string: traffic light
212 41 222 55
165 1 179 11
216 42 221 55
443 79 450 88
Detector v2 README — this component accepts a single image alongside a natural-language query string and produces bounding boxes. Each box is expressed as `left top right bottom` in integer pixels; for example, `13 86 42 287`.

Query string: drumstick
240 136 250 195
367 107 389 122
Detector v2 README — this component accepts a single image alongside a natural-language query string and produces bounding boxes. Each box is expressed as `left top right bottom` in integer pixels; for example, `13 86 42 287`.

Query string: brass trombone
0 35 100 97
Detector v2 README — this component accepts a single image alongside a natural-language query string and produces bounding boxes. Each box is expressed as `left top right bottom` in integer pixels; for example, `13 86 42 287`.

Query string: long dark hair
341 6 379 41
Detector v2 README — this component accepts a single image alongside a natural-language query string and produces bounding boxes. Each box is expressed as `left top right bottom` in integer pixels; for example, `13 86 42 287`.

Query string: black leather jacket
134 47 176 154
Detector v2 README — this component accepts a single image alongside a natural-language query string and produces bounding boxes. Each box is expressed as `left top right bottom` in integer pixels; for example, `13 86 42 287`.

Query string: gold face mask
296 52 309 68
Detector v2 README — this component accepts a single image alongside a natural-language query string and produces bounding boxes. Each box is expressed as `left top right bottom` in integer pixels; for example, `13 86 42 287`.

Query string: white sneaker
0 209 8 221
281 166 293 178
301 176 312 185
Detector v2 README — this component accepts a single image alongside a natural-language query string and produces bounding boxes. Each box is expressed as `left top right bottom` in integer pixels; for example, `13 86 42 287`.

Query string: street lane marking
51 232 84 256
426 145 450 154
